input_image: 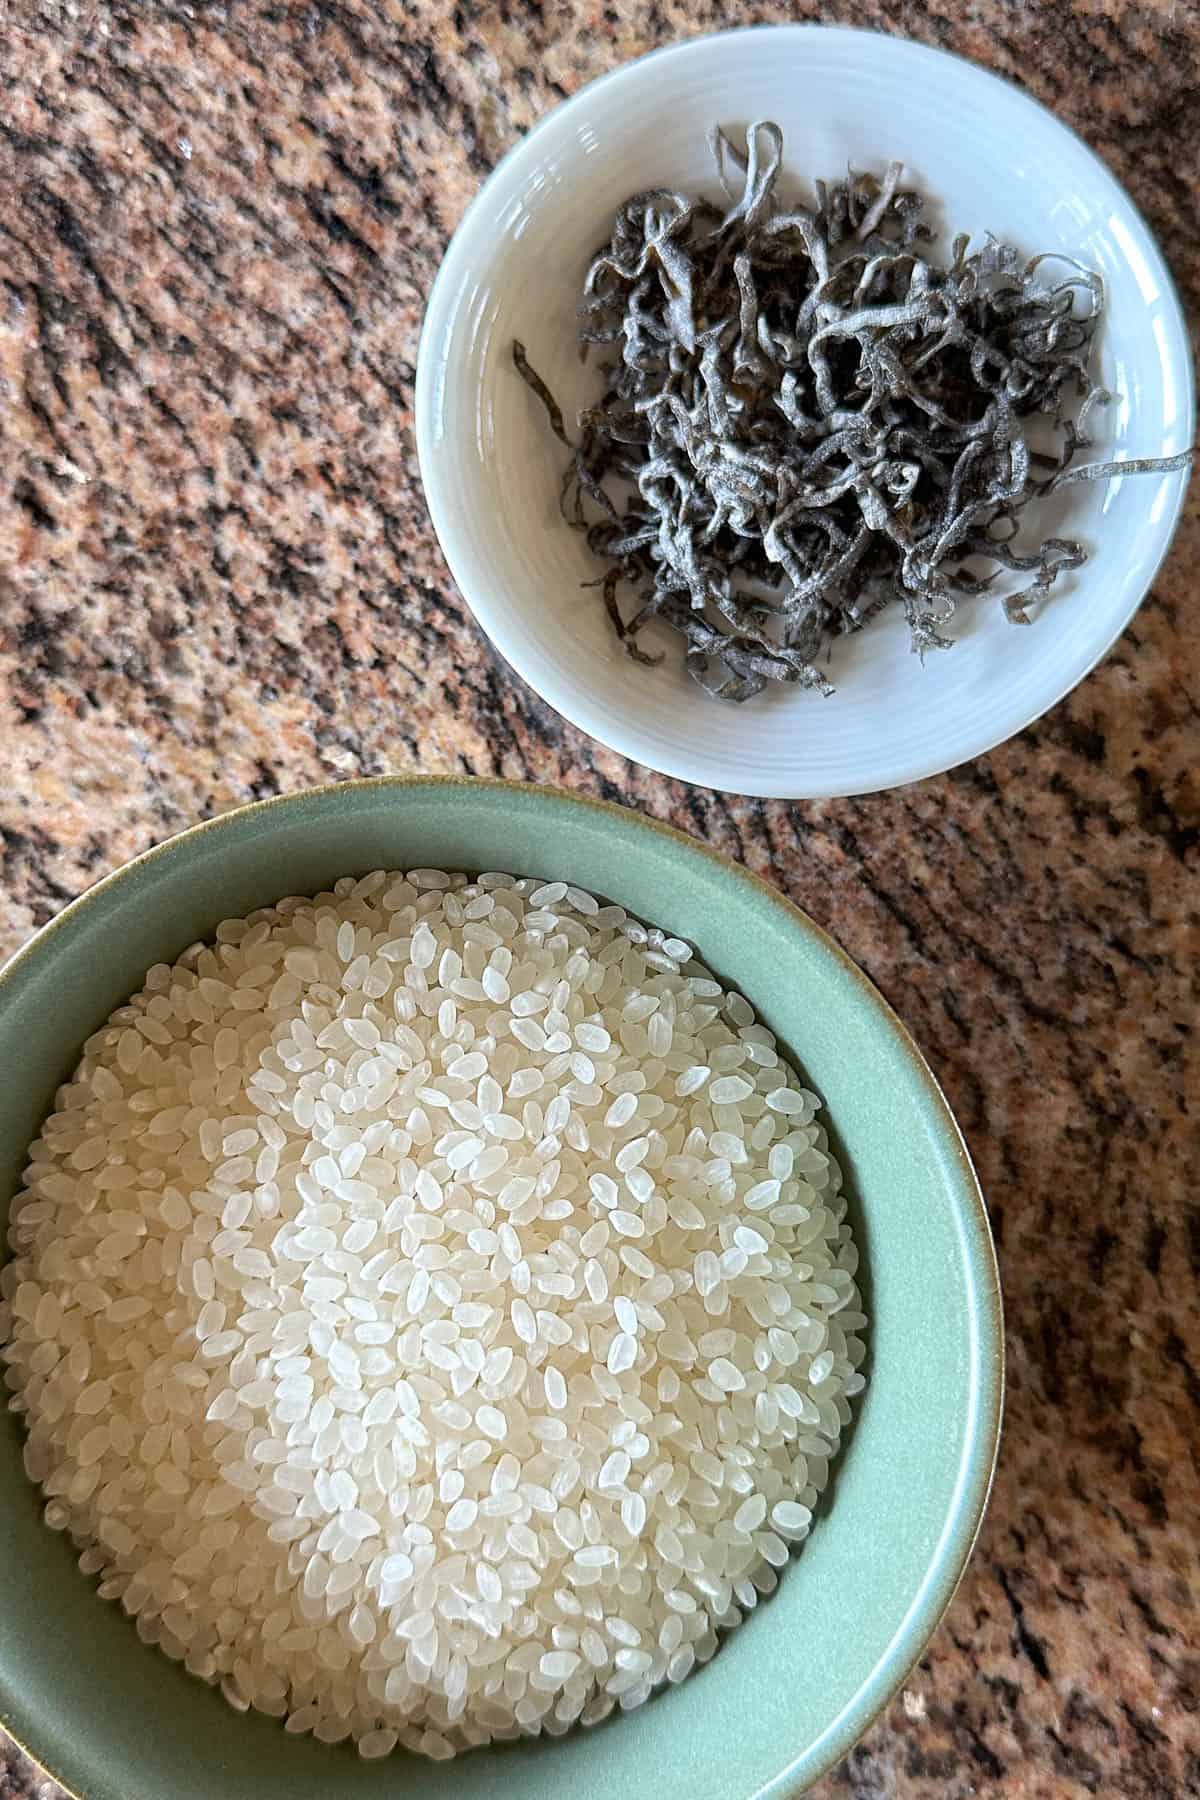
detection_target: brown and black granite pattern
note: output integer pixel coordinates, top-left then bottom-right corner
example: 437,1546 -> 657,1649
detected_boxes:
1,1 -> 1197,1794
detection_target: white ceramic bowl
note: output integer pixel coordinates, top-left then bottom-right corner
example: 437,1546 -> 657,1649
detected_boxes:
416,26 -> 1193,798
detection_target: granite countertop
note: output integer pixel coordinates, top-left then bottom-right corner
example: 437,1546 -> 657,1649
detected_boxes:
1,2 -> 1197,1795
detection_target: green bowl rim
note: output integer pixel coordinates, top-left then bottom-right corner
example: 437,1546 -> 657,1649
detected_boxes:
0,774 -> 1004,1799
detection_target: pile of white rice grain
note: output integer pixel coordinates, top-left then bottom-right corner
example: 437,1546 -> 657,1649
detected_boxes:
0,868 -> 865,1760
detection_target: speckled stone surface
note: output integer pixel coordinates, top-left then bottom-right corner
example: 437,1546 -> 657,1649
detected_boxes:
0,1 -> 1197,1795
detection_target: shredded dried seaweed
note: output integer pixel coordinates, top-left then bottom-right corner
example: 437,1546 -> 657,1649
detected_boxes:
514,122 -> 1193,702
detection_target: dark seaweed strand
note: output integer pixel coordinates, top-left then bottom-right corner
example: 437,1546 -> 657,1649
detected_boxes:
512,340 -> 572,447
513,125 -> 1194,702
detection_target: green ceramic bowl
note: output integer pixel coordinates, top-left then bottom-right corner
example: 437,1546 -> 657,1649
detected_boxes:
0,778 -> 1002,1800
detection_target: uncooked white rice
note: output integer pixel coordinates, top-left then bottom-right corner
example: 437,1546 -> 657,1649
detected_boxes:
0,869 -> 865,1758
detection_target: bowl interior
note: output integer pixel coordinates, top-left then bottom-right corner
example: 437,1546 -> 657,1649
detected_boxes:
417,25 -> 1194,798
0,781 -> 1001,1800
